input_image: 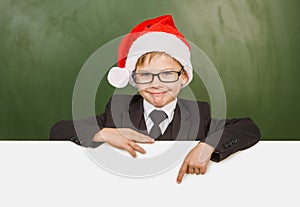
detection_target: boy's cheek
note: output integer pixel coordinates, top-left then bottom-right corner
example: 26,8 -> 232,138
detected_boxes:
137,85 -> 148,91
136,83 -> 153,91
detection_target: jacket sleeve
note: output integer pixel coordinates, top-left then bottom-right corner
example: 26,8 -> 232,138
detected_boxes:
201,102 -> 261,162
49,97 -> 112,148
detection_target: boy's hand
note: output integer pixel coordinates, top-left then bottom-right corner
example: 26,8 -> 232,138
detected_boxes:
176,142 -> 215,184
93,128 -> 155,158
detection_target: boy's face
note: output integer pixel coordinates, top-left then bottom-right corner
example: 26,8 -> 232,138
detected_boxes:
135,54 -> 188,108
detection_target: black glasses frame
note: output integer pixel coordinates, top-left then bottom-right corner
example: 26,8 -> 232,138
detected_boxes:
132,68 -> 184,84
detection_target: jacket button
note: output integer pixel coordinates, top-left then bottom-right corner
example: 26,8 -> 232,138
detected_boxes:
223,142 -> 229,149
232,138 -> 238,144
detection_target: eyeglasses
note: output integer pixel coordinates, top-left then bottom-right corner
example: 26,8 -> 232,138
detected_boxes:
132,68 -> 184,84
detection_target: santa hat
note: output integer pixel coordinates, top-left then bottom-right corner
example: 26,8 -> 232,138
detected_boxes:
107,14 -> 193,88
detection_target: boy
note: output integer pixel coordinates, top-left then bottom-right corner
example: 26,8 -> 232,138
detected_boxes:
50,15 -> 260,183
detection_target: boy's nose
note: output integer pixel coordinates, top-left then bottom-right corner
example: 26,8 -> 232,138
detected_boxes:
150,75 -> 163,87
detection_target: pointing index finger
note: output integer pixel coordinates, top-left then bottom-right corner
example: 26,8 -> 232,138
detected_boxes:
177,161 -> 188,184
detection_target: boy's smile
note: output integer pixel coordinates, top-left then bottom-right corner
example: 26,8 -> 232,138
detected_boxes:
135,54 -> 188,108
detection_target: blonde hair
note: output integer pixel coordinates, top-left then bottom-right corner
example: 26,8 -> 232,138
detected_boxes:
135,52 -> 184,69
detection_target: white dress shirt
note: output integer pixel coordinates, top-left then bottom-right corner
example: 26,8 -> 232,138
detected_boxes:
143,98 -> 177,135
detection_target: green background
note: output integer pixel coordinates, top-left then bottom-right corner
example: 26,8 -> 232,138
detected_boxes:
1,0 -> 299,140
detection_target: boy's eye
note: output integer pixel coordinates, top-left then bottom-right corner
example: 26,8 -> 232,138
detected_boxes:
140,73 -> 151,77
161,71 -> 173,76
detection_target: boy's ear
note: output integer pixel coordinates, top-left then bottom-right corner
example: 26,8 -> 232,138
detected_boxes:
181,71 -> 189,85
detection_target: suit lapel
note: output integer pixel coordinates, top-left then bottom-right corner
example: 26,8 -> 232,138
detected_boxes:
174,99 -> 192,140
120,95 -> 148,134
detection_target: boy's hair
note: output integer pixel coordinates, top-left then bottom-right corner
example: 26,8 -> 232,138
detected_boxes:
136,52 -> 165,67
136,52 -> 186,74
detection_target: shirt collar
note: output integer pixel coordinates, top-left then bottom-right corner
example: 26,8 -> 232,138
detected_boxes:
143,98 -> 177,120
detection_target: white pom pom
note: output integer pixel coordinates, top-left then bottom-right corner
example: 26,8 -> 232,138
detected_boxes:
107,67 -> 130,88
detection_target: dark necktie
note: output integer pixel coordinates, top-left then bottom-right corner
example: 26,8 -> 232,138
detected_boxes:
149,110 -> 167,139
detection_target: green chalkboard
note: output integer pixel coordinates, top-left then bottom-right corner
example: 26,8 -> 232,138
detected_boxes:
1,0 -> 300,140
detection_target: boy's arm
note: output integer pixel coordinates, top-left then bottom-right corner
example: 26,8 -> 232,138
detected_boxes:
49,98 -> 112,148
49,114 -> 106,148
202,102 -> 261,162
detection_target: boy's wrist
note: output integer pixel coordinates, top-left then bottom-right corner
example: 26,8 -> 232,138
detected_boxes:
93,128 -> 107,142
198,142 -> 215,154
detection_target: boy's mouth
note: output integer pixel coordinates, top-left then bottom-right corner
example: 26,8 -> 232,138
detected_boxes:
148,91 -> 167,97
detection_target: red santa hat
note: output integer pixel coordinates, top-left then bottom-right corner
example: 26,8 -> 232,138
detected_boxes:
107,14 -> 193,88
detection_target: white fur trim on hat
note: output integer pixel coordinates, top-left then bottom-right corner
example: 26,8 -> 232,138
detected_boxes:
107,67 -> 130,88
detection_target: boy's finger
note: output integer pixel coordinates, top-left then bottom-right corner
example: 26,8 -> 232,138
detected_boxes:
128,141 -> 146,154
177,162 -> 188,184
200,165 -> 207,174
195,168 -> 200,175
131,131 -> 155,143
124,145 -> 137,158
138,136 -> 155,143
119,129 -> 151,143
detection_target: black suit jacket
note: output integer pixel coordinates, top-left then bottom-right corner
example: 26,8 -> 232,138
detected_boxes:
49,94 -> 261,162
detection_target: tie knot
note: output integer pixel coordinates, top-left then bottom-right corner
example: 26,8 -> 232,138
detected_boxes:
149,110 -> 167,125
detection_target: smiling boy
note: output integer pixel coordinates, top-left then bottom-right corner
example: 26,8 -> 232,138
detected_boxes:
50,15 -> 260,183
